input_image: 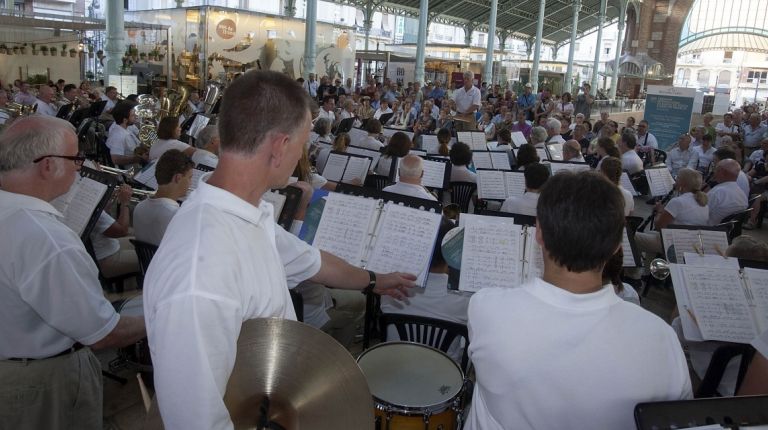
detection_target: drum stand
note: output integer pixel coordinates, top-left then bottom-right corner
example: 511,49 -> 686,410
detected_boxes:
255,397 -> 286,430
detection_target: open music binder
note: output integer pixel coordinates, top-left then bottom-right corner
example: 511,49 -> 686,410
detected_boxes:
510,131 -> 527,147
545,142 -> 564,161
310,192 -> 442,287
133,161 -> 159,190
546,160 -> 591,175
472,150 -> 515,170
620,172 -> 640,196
420,156 -> 452,190
347,128 -> 371,146
320,151 -> 372,185
476,169 -> 526,200
346,145 -> 382,169
645,166 -> 675,197
261,186 -> 302,231
661,227 -> 730,263
670,264 -> 768,343
51,166 -> 117,239
457,214 -> 543,292
457,131 -> 488,151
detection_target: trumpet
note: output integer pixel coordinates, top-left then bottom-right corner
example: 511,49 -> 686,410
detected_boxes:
129,188 -> 155,203
0,101 -> 38,118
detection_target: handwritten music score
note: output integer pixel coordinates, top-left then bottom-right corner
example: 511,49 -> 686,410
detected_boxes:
312,193 -> 378,266
348,128 -> 370,147
459,214 -> 523,292
341,156 -> 371,184
420,159 -> 447,189
261,191 -> 287,223
621,228 -> 637,267
366,203 -> 442,286
457,131 -> 488,151
646,167 -> 675,197
321,153 -> 348,181
664,229 -> 729,263
51,176 -> 109,236
490,151 -> 512,170
421,135 -> 441,154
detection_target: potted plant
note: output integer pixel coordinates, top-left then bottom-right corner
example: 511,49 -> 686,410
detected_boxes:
61,44 -> 67,57
0,44 -> 7,54
31,43 -> 38,55
139,51 -> 146,61
87,44 -> 94,58
50,46 -> 57,56
40,45 -> 49,56
20,43 -> 27,55
69,48 -> 77,58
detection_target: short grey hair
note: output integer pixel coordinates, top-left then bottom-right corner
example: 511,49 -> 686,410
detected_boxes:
195,125 -> 219,149
463,71 -> 474,80
0,116 -> 74,172
545,118 -> 561,133
399,154 -> 424,179
530,126 -> 547,144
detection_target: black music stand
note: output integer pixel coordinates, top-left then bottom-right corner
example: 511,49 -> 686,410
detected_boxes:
378,112 -> 394,126
334,183 -> 442,213
274,186 -> 303,231
56,103 -> 75,119
335,117 -> 355,134
634,395 -> 768,430
89,100 -> 107,116
421,156 -> 452,193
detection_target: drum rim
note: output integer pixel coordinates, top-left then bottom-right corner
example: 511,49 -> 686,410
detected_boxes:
357,341 -> 464,413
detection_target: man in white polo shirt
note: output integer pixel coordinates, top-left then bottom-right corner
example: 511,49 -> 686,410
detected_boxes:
619,132 -> 644,174
707,159 -> 748,225
382,155 -> 438,201
465,171 -> 691,430
452,70 -> 481,132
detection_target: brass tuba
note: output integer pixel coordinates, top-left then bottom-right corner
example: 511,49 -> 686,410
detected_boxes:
133,94 -> 160,147
202,82 -> 223,115
2,101 -> 38,117
159,84 -> 191,120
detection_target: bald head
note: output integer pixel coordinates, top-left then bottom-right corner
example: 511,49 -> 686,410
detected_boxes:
38,85 -> 54,103
563,140 -> 581,160
399,154 -> 424,183
715,159 -> 741,182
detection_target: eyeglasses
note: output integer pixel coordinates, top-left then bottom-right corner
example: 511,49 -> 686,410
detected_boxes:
33,154 -> 86,166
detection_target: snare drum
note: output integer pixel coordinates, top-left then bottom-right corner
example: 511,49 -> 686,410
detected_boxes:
357,342 -> 464,430
116,295 -> 153,372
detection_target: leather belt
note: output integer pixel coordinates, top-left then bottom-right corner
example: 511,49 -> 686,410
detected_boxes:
5,343 -> 84,362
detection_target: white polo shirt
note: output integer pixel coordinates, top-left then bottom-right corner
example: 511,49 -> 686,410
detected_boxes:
500,192 -> 539,216
133,197 -> 180,246
619,186 -> 635,216
358,135 -> 385,151
317,108 -> 335,123
90,211 -> 120,261
664,192 -> 709,226
149,138 -> 192,161
450,165 -> 477,183
622,150 -> 644,174
105,123 -> 140,156
144,176 -> 322,430
0,190 -> 119,359
34,99 -> 58,116
688,146 -> 716,173
707,181 -> 747,225
452,86 -> 481,115
636,132 -> 658,149
465,278 -> 692,430
382,182 -> 437,201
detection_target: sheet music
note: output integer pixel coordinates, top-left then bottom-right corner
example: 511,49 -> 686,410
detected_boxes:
536,147 -> 548,161
346,145 -> 381,169
188,168 -> 206,192
549,162 -> 591,175
348,128 -> 370,146
409,149 -> 427,156
744,268 -> 768,333
620,172 -> 639,196
133,161 -> 158,190
365,203 -> 442,287
510,131 -> 527,147
421,135 -> 441,154
472,152 -> 493,170
421,159 -> 447,189
51,177 -> 108,236
322,153 -> 348,182
490,151 -> 512,170
459,214 -> 523,292
381,128 -> 398,140
681,266 -> 756,343
503,171 -> 526,198
188,115 -> 210,139
547,143 -> 564,161
261,191 -> 286,222
477,170 -> 507,200
312,193 -> 379,266
667,229 -> 729,262
646,168 -> 675,197
523,226 -> 544,282
683,253 -> 740,269
341,156 -> 371,184
621,229 -> 637,267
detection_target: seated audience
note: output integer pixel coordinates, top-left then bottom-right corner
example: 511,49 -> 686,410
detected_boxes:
133,150 -> 195,246
149,116 -> 196,161
383,155 -> 437,201
500,162 -> 549,216
191,125 -> 220,168
465,171 -> 691,430
599,156 -> 634,216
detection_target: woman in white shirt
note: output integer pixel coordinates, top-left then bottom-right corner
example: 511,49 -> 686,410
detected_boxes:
149,116 -> 196,161
635,168 -> 709,258
554,92 -> 574,116
374,132 -> 412,176
449,142 -> 477,183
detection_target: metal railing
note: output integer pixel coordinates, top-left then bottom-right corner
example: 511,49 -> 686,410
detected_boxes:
591,98 -> 645,115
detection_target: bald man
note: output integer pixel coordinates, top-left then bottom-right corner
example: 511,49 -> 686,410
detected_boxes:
382,155 -> 437,201
707,159 -> 748,225
34,85 -> 58,116
563,140 -> 585,163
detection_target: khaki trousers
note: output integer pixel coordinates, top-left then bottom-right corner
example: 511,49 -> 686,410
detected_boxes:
0,348 -> 103,430
321,289 -> 365,348
99,236 -> 139,279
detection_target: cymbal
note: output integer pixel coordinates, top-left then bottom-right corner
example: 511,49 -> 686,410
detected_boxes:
145,318 -> 374,430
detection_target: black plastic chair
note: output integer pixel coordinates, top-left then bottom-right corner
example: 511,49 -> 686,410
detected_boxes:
635,395 -> 768,430
379,313 -> 471,374
720,208 -> 753,241
84,238 -> 140,294
129,239 -> 158,284
362,291 -> 381,349
364,174 -> 390,191
289,289 -> 304,323
449,181 -> 477,213
696,344 -> 755,398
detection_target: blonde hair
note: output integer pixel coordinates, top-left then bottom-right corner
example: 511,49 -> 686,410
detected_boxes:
676,168 -> 707,207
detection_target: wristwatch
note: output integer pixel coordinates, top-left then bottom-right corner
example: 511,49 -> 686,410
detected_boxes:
362,270 -> 376,295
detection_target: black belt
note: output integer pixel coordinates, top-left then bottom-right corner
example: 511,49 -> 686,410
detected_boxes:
6,343 -> 84,362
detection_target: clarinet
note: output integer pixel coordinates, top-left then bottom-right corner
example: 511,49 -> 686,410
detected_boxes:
637,188 -> 675,232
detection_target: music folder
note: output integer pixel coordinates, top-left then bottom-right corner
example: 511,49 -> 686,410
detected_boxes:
476,169 -> 526,200
310,192 -> 442,287
545,142 -> 564,161
546,160 -> 591,175
419,156 -> 452,190
660,227 -> 730,264
320,151 -> 372,185
457,131 -> 488,151
50,166 -> 116,239
645,166 -> 675,197
472,150 -> 515,171
670,264 -> 768,344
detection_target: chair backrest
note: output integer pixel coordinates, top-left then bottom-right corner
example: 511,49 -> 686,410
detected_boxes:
449,181 -> 477,213
720,208 -> 753,240
364,174 -> 390,191
696,344 -> 755,398
379,313 -> 470,373
129,239 -> 159,278
289,289 -> 304,322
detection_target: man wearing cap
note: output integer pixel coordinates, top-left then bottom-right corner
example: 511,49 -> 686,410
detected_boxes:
518,83 -> 537,122
452,71 -> 482,132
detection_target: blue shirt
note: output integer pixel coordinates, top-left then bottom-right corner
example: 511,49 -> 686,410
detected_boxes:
518,93 -> 536,110
429,88 -> 446,100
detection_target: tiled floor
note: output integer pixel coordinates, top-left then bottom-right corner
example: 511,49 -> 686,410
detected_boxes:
99,196 -> 768,429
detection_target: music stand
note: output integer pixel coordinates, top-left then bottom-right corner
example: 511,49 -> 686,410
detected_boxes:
78,166 -> 120,240
378,112 -> 394,126
634,395 -> 768,430
334,183 -> 442,213
274,186 -> 303,231
56,103 -> 74,119
89,100 -> 107,116
336,117 -> 355,134
660,224 -> 732,263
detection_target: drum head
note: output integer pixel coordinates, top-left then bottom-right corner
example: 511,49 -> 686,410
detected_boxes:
117,294 -> 143,317
357,342 -> 463,411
